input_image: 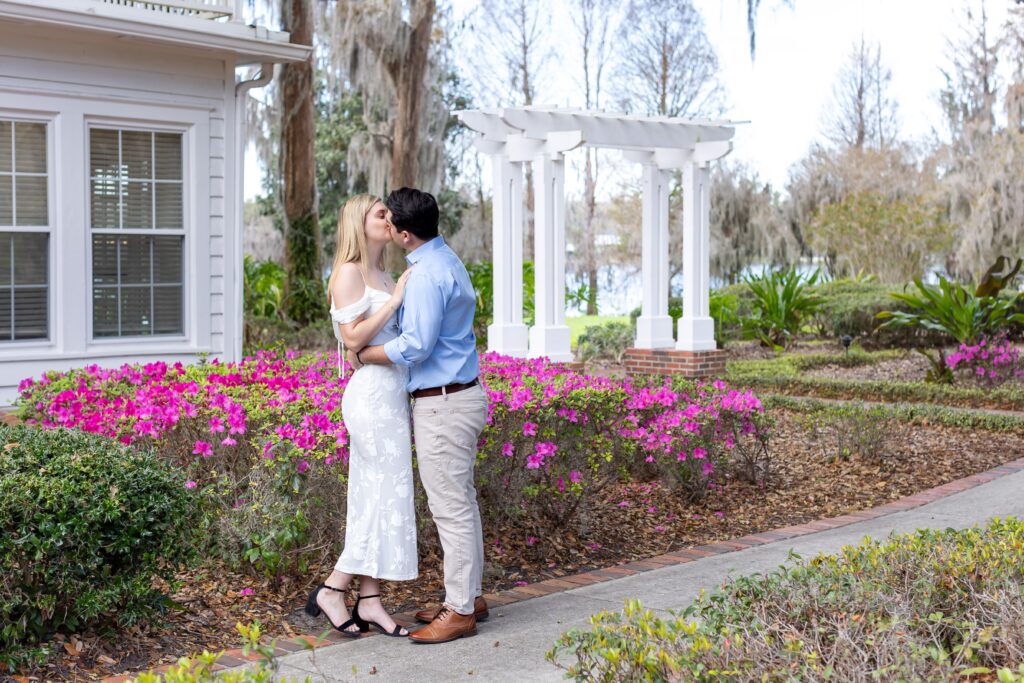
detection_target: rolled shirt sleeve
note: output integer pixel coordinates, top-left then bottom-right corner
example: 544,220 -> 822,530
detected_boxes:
383,270 -> 447,367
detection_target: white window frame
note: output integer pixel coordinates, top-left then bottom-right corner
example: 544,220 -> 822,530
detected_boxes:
0,112 -> 56,349
85,118 -> 191,344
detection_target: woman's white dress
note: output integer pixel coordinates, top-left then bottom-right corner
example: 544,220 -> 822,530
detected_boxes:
331,287 -> 417,581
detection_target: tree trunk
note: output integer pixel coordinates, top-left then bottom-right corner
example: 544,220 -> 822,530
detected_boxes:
383,0 -> 436,274
280,0 -> 321,324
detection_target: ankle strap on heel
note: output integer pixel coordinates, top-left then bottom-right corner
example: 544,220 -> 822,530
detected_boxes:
357,593 -> 380,601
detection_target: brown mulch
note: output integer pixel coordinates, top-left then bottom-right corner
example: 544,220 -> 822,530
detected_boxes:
24,411 -> 1024,681
806,351 -> 931,382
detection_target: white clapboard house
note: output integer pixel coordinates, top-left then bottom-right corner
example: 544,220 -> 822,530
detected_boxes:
0,0 -> 307,404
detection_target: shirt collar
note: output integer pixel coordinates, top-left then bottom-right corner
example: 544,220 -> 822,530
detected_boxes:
406,235 -> 445,265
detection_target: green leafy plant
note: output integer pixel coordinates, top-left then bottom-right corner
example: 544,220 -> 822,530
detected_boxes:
576,321 -> 634,362
0,425 -> 199,665
130,622 -> 312,683
244,255 -> 286,319
465,261 -> 537,346
743,266 -> 823,349
877,257 -> 1024,382
549,518 -> 1024,682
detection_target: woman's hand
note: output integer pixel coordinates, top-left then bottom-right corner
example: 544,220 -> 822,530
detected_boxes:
390,268 -> 414,307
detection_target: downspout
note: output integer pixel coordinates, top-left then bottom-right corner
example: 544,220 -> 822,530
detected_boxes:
231,63 -> 274,362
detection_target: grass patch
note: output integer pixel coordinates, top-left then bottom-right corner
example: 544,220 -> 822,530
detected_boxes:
549,517 -> 1024,682
726,348 -> 904,380
566,315 -> 629,346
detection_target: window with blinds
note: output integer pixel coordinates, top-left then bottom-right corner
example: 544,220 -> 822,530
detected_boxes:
0,120 -> 49,342
89,128 -> 184,338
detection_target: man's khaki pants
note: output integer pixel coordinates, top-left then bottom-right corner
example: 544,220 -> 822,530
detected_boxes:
413,383 -> 488,615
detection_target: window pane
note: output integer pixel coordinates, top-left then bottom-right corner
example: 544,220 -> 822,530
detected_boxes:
152,236 -> 183,284
155,183 -> 182,229
120,235 -> 152,285
0,291 -> 9,339
90,129 -> 120,178
92,287 -> 119,337
15,176 -> 47,226
153,286 -> 183,334
120,286 -> 151,336
121,130 -> 152,180
0,121 -> 10,173
13,287 -> 47,339
90,178 -> 121,229
154,133 -> 182,180
12,233 -> 47,285
0,177 -> 11,226
122,181 -> 152,229
0,234 -> 9,278
91,235 -> 119,286
14,122 -> 46,174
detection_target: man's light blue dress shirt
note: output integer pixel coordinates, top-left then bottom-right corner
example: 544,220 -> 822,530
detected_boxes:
382,236 -> 479,393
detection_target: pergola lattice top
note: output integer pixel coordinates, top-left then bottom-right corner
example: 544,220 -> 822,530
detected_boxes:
456,106 -> 739,362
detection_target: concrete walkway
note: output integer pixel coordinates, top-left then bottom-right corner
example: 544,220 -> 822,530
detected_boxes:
268,463 -> 1024,683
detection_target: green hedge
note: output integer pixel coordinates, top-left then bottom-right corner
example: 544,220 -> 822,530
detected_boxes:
762,394 -> 1024,433
0,425 -> 199,664
549,518 -> 1024,682
729,372 -> 1024,413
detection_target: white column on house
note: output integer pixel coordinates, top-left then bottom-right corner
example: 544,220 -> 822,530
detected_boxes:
485,151 -> 528,355
635,163 -> 675,348
677,160 -> 716,351
529,150 -> 573,362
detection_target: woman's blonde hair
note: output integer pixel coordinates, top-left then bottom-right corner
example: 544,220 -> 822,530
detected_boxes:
326,194 -> 384,306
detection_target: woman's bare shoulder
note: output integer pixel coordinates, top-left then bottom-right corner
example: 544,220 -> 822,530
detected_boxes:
331,262 -> 366,307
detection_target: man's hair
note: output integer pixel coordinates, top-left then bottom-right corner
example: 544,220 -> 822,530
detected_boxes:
385,187 -> 440,241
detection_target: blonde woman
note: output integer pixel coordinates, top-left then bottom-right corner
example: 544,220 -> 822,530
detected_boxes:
304,194 -> 416,638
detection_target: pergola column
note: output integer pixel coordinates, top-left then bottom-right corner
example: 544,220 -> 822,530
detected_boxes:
677,161 -> 716,351
529,151 -> 573,362
635,164 -> 674,349
485,153 -> 528,355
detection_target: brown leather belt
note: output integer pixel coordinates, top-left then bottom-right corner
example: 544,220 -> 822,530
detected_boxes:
411,378 -> 479,399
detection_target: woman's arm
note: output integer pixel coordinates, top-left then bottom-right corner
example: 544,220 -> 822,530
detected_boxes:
331,263 -> 411,351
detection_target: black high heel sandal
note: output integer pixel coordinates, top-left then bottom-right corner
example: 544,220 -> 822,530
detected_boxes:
304,583 -> 367,638
353,593 -> 409,637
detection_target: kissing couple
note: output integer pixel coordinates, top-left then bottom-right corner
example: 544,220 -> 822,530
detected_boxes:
305,187 -> 489,644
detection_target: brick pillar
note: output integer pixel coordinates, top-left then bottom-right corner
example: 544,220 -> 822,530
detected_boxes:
622,348 -> 726,379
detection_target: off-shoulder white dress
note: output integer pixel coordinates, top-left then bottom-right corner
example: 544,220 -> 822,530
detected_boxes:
331,287 -> 417,580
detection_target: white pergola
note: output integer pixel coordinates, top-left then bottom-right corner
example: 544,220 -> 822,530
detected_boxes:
456,106 -> 737,363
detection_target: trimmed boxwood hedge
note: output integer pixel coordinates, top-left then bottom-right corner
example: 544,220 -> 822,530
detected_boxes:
0,425 -> 199,664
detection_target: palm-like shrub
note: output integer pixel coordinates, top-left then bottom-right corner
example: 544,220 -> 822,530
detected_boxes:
877,257 -> 1024,381
743,266 -> 822,349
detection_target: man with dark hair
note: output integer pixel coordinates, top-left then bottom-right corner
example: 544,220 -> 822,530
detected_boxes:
349,187 -> 489,644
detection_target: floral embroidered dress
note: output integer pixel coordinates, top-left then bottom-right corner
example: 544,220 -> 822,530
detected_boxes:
331,287 -> 417,581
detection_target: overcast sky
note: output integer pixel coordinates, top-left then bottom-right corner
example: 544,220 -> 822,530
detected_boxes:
243,0 -> 1013,199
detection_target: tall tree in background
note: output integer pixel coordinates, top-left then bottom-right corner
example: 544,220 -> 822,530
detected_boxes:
710,163 -> 794,284
280,0 -> 321,324
824,36 -> 899,150
613,0 -> 724,117
939,0 -> 1024,279
570,0 -> 614,314
334,0 -> 442,272
471,0 -> 553,259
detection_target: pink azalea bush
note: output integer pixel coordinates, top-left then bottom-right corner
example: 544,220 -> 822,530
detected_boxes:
946,336 -> 1024,387
16,351 -> 770,576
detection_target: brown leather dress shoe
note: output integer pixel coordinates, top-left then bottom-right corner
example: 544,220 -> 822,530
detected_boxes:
408,606 -> 477,644
415,595 -> 489,624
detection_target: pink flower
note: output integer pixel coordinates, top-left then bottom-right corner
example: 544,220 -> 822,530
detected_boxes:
208,416 -> 225,433
514,581 -> 528,586
297,460 -> 310,474
522,422 -> 537,436
239,588 -> 255,597
192,440 -> 213,457
569,470 -> 582,484
185,480 -> 197,489
221,436 -> 237,447
501,442 -> 514,457
526,536 -> 538,546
